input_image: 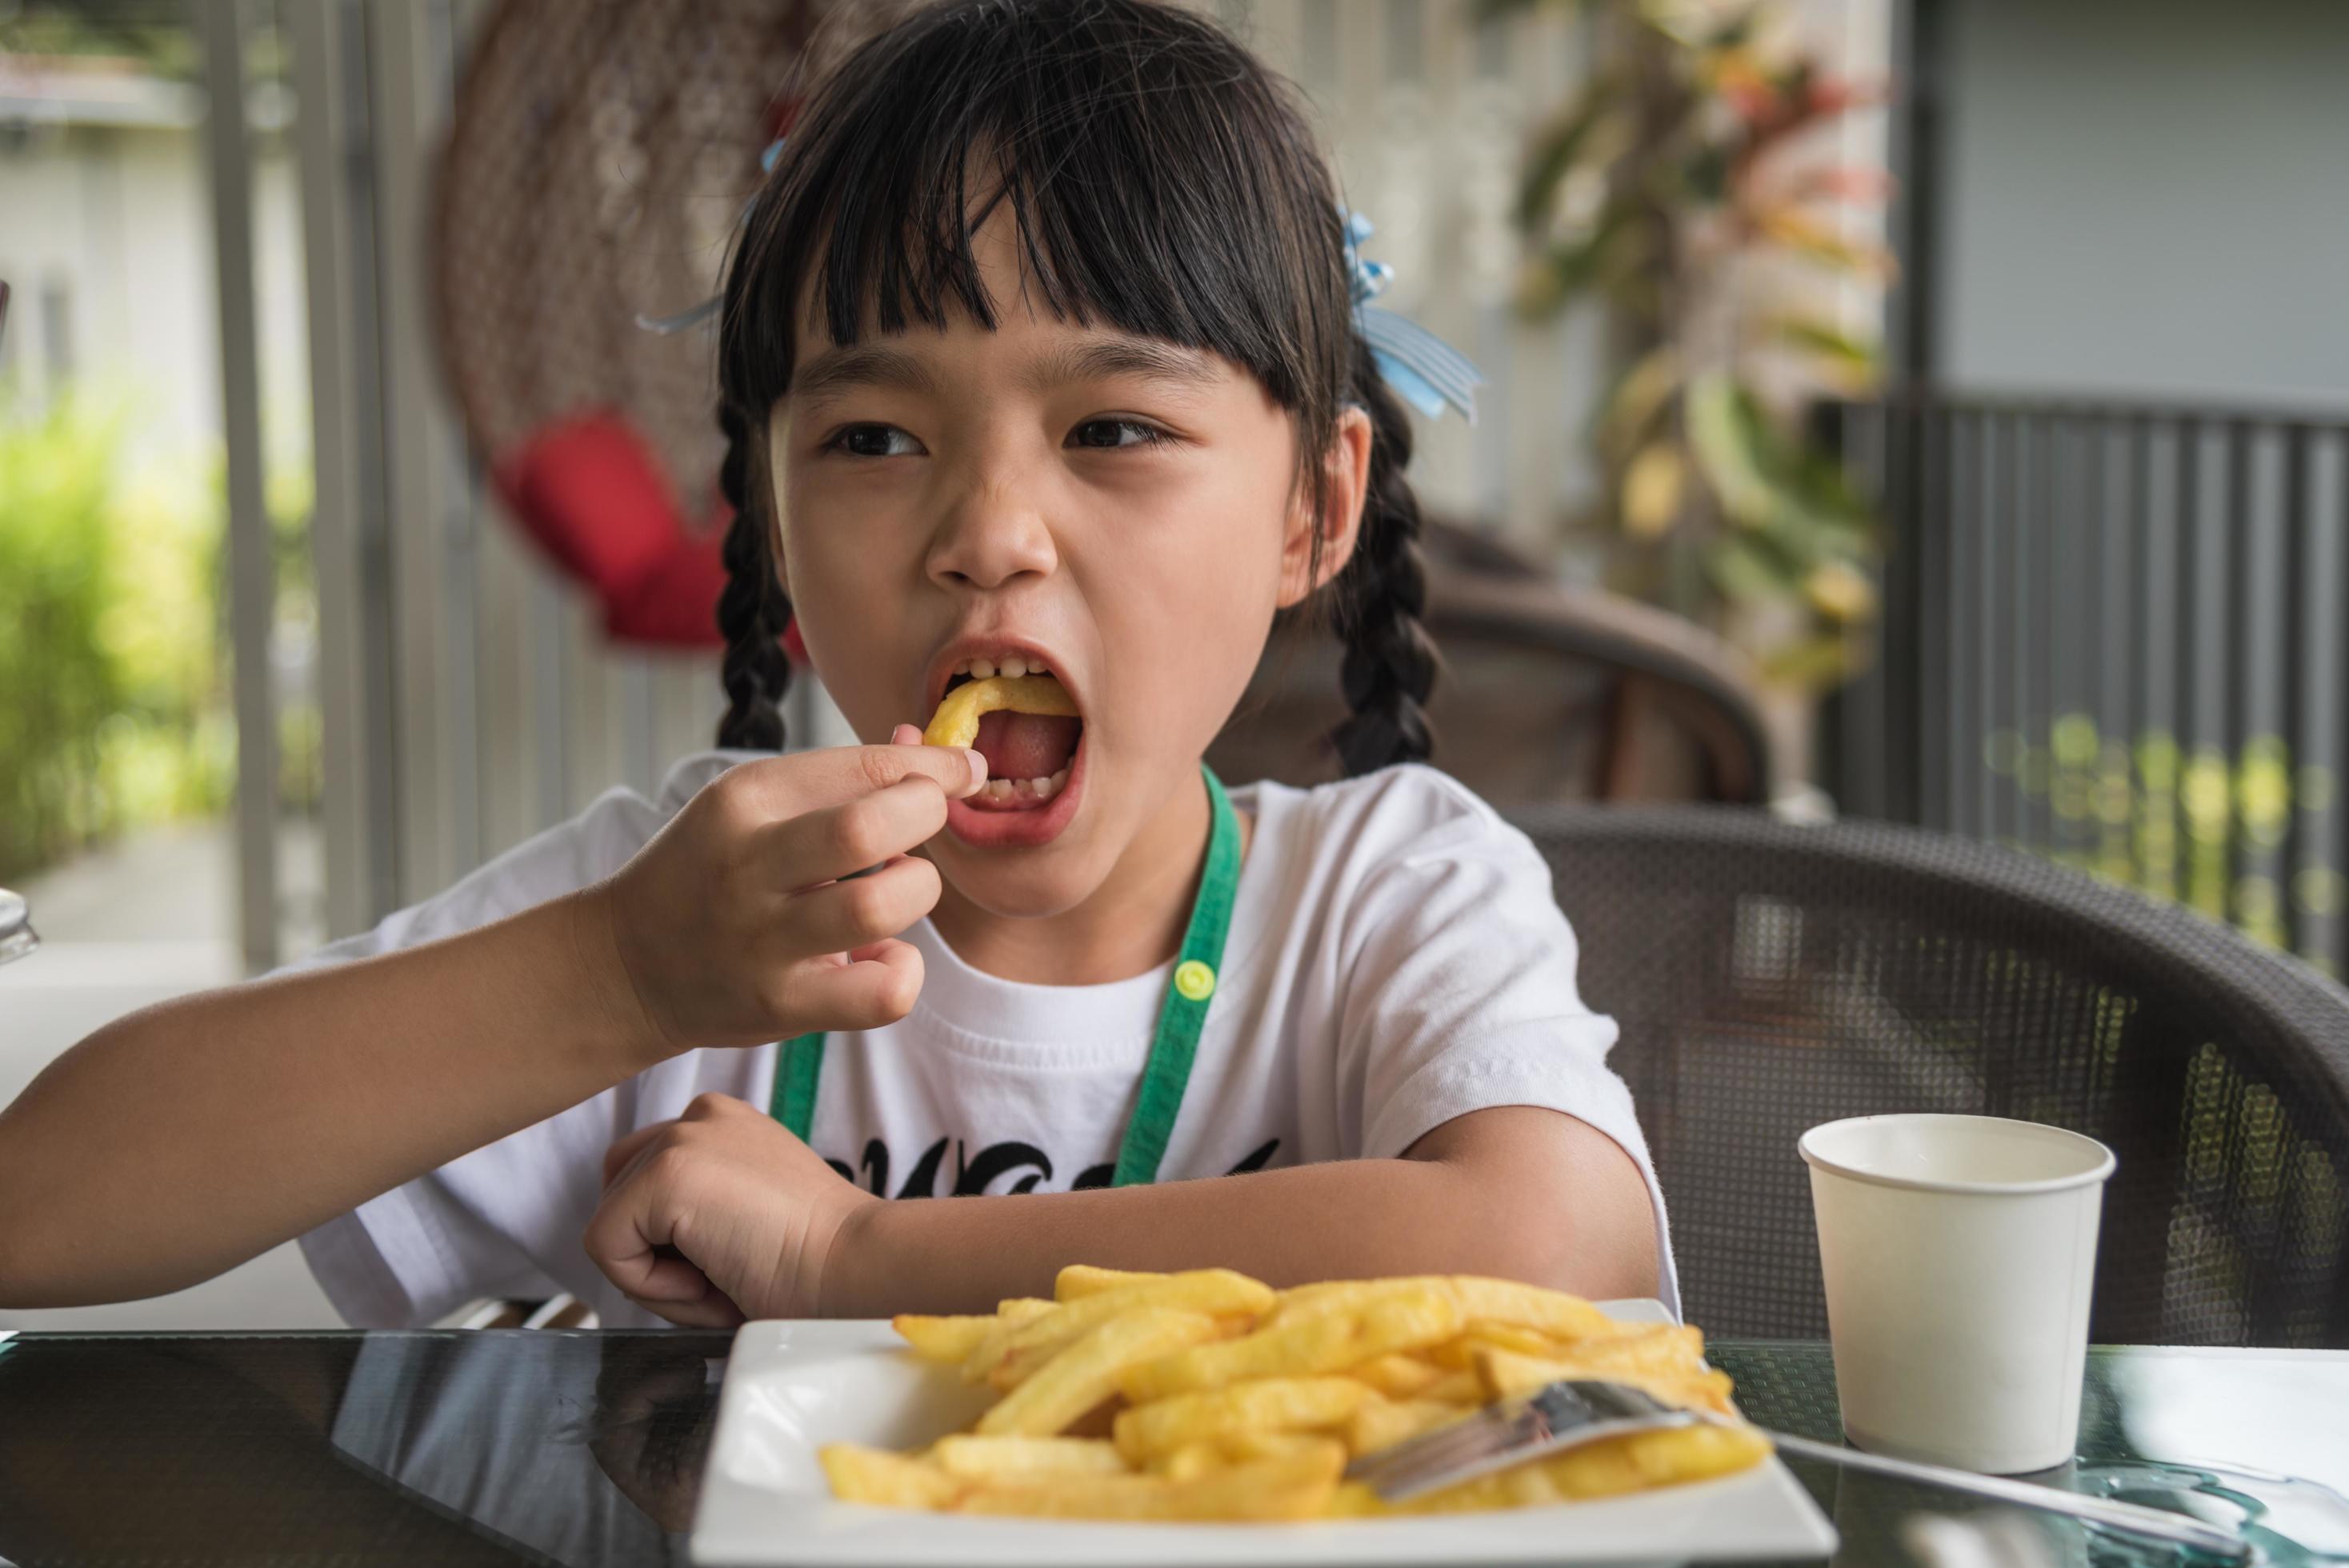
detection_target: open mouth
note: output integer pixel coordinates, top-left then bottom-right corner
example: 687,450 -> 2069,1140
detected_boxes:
927,654 -> 1086,830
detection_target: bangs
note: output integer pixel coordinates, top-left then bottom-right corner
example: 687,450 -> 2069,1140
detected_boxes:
718,0 -> 1351,434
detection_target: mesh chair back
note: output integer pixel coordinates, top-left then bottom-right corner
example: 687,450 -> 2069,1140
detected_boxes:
1509,806 -> 2349,1347
1210,529 -> 1775,806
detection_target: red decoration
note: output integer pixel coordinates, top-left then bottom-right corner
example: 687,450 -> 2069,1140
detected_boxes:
493,410 -> 806,657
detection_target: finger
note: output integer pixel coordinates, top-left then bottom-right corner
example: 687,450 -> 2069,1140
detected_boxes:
725,742 -> 987,821
890,723 -> 922,746
785,855 -> 943,955
762,778 -> 954,890
780,938 -> 926,1032
602,1120 -> 675,1189
586,1169 -> 695,1305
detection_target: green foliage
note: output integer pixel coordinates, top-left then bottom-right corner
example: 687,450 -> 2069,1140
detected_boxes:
0,395 -> 230,880
1503,0 -> 1888,688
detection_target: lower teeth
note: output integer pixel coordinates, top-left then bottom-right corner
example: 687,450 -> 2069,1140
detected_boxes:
979,766 -> 1072,804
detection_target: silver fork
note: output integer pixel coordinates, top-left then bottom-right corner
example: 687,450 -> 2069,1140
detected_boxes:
1345,1379 -> 2251,1561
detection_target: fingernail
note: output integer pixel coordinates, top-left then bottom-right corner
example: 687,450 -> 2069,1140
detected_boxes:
963,749 -> 988,790
891,722 -> 922,746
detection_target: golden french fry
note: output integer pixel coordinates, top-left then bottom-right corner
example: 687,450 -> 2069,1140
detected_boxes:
819,1443 -> 965,1510
1419,1367 -> 1485,1404
1216,1431 -> 1341,1465
1350,1351 -> 1446,1398
1269,1276 -> 1614,1345
922,674 -> 1078,750
1395,1423 -> 1771,1514
834,1266 -> 1765,1524
977,1308 -> 1221,1437
1123,1288 -> 1463,1402
1474,1339 -> 1737,1418
929,1434 -> 1128,1480
962,1269 -> 1273,1386
1054,1264 -> 1168,1301
1344,1395 -> 1467,1456
1155,1441 -> 1226,1481
957,1443 -> 1346,1522
1427,1321 -> 1575,1369
1112,1375 -> 1368,1462
1443,1278 -> 1621,1343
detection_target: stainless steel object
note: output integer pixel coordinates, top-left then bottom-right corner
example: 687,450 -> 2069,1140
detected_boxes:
1345,1378 -> 2251,1561
0,887 -> 37,966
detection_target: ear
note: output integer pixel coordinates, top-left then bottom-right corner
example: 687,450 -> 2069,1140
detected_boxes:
1275,403 -> 1375,610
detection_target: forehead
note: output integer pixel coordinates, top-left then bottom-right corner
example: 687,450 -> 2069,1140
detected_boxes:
788,207 -> 1247,404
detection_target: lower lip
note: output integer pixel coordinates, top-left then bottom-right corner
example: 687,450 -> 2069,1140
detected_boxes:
945,730 -> 1086,850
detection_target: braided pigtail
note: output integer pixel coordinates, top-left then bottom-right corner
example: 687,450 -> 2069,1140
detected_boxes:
714,398 -> 794,750
1327,350 -> 1438,774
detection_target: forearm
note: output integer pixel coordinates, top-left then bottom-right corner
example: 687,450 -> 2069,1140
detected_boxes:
824,1133 -> 1659,1317
0,890 -> 658,1306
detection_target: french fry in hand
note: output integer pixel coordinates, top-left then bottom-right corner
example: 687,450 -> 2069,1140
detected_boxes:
837,1266 -> 1769,1521
922,674 -> 1078,750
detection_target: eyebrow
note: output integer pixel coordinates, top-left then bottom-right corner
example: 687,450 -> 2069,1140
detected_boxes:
1015,338 -> 1224,397
789,345 -> 940,406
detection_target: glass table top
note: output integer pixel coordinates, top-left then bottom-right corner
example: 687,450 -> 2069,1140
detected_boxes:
0,1330 -> 2342,1566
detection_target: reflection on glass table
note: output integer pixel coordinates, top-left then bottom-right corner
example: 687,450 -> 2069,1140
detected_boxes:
0,1333 -> 2344,1566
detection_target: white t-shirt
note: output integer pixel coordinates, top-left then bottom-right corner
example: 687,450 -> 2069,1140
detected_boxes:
295,753 -> 1678,1328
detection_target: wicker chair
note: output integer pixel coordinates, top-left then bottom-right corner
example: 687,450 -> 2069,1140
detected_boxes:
1207,524 -> 1776,807
1507,806 -> 2349,1348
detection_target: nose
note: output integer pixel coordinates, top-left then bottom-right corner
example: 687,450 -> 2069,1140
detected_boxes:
925,462 -> 1058,592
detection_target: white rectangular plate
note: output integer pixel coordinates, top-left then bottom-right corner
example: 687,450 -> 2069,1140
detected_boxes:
691,1300 -> 1838,1566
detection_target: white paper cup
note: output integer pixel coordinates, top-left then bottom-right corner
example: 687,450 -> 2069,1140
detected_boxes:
1800,1113 -> 2115,1474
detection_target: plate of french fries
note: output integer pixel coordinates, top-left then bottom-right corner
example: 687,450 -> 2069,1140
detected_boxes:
690,1266 -> 1837,1566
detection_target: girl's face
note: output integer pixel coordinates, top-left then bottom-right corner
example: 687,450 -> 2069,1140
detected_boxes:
770,205 -> 1370,918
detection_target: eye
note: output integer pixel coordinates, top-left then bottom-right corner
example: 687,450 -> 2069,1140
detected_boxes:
1068,418 -> 1173,450
825,424 -> 924,458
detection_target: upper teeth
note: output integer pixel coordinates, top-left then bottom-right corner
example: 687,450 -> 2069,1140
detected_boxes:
954,654 -> 1046,682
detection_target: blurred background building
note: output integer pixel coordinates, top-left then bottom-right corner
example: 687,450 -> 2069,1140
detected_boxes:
2,0 -> 2344,1327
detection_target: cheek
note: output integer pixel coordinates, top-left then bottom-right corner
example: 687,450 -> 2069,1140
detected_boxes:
777,470 -> 923,734
1087,462 -> 1288,745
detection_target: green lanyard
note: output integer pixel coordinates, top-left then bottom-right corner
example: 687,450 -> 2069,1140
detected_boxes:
769,765 -> 1241,1188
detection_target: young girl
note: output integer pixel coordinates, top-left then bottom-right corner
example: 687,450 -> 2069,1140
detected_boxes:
0,0 -> 1670,1330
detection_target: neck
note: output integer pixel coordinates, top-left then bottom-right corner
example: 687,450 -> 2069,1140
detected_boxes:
927,768 -> 1230,986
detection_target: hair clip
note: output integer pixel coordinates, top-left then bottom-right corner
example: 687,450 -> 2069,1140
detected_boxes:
1343,209 -> 1483,425
635,138 -> 790,335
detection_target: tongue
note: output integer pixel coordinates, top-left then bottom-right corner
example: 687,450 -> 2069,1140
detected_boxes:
973,711 -> 1081,782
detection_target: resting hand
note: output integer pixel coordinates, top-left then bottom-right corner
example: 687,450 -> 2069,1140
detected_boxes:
584,739 -> 986,1057
586,1093 -> 879,1326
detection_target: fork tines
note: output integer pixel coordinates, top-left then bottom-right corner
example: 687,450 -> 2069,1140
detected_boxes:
1345,1379 -> 1703,1503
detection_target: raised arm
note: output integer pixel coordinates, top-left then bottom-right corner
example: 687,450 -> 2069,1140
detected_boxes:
0,746 -> 986,1310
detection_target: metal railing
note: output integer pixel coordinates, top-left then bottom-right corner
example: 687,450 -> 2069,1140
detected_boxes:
1823,388 -> 2349,974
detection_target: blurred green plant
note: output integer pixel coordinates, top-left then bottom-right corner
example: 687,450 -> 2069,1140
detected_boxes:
0,395 -> 233,880
1483,0 -> 1890,687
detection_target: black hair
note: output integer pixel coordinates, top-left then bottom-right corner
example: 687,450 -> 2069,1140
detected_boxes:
712,0 -> 1435,774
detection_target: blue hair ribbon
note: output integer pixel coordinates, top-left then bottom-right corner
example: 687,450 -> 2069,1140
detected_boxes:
1343,210 -> 1483,426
